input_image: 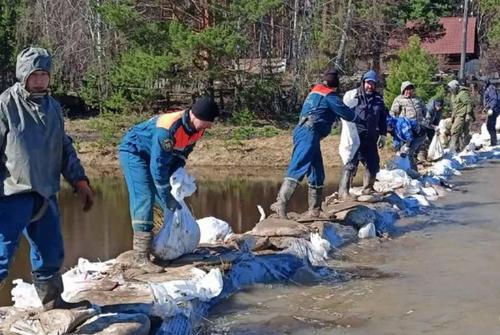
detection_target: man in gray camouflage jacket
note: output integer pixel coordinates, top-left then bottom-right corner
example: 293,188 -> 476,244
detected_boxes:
390,81 -> 426,123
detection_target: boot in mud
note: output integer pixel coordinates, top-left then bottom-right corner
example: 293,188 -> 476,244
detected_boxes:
338,168 -> 356,201
361,170 -> 376,195
299,186 -> 330,220
130,231 -> 164,274
33,273 -> 92,311
270,178 -> 298,219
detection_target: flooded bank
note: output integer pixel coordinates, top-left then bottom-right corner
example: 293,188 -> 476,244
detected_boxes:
0,167 -> 361,306
201,160 -> 500,335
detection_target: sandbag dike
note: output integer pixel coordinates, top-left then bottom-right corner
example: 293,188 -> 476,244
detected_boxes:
2,141 -> 499,335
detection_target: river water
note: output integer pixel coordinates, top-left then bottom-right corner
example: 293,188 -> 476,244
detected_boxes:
0,168 -> 347,306
2,161 -> 500,335
202,160 -> 500,335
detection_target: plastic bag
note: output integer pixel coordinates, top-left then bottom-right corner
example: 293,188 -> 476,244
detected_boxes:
358,222 -> 376,239
197,216 -> 233,244
11,279 -> 42,309
428,133 -> 444,161
339,120 -> 360,165
152,168 -> 201,260
343,88 -> 359,108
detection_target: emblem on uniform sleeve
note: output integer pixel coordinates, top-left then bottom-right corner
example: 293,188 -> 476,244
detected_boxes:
162,139 -> 174,152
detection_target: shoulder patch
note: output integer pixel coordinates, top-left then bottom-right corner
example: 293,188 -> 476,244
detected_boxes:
162,138 -> 174,152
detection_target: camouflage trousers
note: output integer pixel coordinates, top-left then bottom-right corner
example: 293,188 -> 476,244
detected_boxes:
449,115 -> 472,153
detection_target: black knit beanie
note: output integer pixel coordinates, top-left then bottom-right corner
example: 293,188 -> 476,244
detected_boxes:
191,97 -> 220,122
323,69 -> 340,88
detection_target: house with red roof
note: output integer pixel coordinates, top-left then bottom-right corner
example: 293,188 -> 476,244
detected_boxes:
388,17 -> 479,73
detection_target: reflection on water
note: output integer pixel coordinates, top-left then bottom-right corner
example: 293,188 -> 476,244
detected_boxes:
0,168 -> 350,306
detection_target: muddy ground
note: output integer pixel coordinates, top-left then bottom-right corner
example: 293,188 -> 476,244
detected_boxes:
66,119 -> 393,179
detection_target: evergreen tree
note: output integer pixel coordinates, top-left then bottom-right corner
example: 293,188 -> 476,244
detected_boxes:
384,35 -> 438,108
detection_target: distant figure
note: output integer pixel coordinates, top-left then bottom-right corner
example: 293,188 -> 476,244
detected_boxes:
390,81 -> 426,123
270,69 -> 358,220
418,98 -> 444,161
338,70 -> 388,201
448,79 -> 474,153
119,97 -> 219,273
0,47 -> 94,310
483,79 -> 499,146
386,116 -> 427,171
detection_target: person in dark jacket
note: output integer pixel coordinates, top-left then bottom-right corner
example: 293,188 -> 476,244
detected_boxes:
417,98 -> 443,161
270,69 -> 358,219
483,80 -> 499,146
338,70 -> 388,200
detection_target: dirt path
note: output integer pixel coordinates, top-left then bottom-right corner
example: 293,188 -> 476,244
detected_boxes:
67,119 -> 393,178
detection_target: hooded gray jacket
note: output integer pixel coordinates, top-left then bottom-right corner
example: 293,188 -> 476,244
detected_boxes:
0,47 -> 87,198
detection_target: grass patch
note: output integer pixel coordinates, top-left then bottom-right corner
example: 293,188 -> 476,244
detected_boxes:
87,112 -> 149,147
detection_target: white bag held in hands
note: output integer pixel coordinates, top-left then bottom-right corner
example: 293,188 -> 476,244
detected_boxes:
428,133 -> 444,161
153,168 -> 201,260
339,89 -> 360,165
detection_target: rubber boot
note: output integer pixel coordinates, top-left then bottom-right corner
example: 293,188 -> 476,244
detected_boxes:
300,186 -> 329,220
338,168 -> 356,201
270,178 -> 298,219
361,170 -> 376,195
33,273 -> 92,311
130,231 -> 164,273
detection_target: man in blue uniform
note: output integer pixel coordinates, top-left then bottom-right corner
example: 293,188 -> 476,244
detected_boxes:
270,69 -> 358,219
483,79 -> 499,146
119,97 -> 219,272
338,70 -> 388,200
0,47 -> 94,310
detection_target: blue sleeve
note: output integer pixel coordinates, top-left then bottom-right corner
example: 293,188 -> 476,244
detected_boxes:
379,99 -> 388,136
326,94 -> 357,122
484,87 -> 499,110
150,127 -> 185,206
61,134 -> 88,185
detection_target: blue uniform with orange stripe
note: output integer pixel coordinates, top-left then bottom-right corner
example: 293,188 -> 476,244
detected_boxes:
119,110 -> 203,232
286,84 -> 357,188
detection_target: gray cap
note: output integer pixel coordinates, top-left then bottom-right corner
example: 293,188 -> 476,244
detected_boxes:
16,47 -> 52,85
447,79 -> 459,90
400,81 -> 415,94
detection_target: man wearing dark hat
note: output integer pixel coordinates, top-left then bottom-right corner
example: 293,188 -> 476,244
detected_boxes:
119,97 -> 219,272
338,70 -> 388,200
0,47 -> 94,310
270,69 -> 358,219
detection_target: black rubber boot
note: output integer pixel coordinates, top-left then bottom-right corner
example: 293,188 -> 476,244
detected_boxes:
361,170 -> 376,195
338,168 -> 356,201
270,178 -> 298,219
131,231 -> 164,274
33,273 -> 92,311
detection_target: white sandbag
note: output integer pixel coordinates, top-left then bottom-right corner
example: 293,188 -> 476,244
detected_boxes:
496,114 -> 500,131
409,194 -> 431,207
343,88 -> 359,108
150,268 -> 223,305
62,258 -> 115,301
339,119 -> 360,165
11,279 -> 42,309
153,168 -> 200,261
358,222 -> 376,239
428,133 -> 444,161
375,169 -> 412,192
283,233 -> 331,266
196,217 -> 233,244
